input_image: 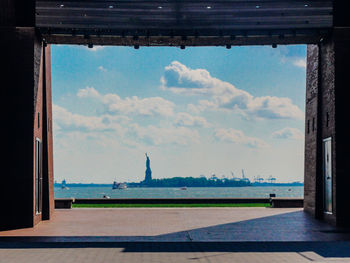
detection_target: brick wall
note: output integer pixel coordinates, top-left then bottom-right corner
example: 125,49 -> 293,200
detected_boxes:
304,45 -> 319,217
319,40 -> 336,225
33,39 -> 43,226
305,34 -> 349,226
43,45 -> 55,220
33,43 -> 55,225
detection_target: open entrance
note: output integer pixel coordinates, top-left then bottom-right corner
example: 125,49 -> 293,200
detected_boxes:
51,44 -> 306,206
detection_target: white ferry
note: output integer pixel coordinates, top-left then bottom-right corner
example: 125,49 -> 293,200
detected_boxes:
112,181 -> 127,189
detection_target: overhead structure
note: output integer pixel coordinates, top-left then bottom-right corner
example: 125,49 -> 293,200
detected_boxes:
36,0 -> 333,46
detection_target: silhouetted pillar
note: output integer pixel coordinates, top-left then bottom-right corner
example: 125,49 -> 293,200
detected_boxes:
304,0 -> 350,226
0,0 -> 54,230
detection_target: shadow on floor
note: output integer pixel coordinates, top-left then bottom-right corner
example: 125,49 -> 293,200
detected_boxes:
156,210 -> 350,242
0,241 -> 350,258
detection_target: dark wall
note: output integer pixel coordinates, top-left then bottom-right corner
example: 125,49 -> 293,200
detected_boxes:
333,29 -> 350,227
0,0 -> 35,26
0,28 -> 54,230
1,28 -> 37,230
305,28 -> 350,227
303,0 -> 350,227
0,0 -> 54,230
333,1 -> 350,27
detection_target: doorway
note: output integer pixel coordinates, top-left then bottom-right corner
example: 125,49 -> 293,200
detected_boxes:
323,137 -> 332,214
35,138 -> 42,215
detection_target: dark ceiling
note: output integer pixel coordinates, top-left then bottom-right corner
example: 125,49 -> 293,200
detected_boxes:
36,0 -> 333,46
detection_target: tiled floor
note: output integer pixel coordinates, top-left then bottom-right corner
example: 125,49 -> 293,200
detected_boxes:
1,208 -> 350,262
1,241 -> 350,263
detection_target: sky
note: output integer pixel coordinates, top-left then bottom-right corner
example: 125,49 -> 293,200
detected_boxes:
52,44 -> 306,184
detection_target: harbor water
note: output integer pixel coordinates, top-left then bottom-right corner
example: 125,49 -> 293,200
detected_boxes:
55,186 -> 303,199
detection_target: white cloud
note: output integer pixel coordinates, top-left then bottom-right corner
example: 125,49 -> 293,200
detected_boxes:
53,102 -> 199,146
130,123 -> 200,146
98,66 -> 107,72
161,61 -> 304,120
214,128 -> 269,148
174,112 -> 210,127
77,86 -> 100,98
292,58 -> 306,69
187,103 -> 201,114
77,87 -> 175,117
53,104 -> 128,135
272,127 -> 304,140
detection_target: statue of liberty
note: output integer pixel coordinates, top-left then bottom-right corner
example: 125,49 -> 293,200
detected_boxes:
144,153 -> 152,183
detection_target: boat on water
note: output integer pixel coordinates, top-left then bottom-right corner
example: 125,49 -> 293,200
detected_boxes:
112,181 -> 127,189
180,186 -> 187,190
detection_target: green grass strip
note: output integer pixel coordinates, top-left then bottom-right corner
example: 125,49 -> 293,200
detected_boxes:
72,203 -> 271,208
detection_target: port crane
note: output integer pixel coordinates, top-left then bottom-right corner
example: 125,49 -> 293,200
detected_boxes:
231,171 -> 241,181
241,169 -> 250,183
267,175 -> 276,184
254,175 -> 264,183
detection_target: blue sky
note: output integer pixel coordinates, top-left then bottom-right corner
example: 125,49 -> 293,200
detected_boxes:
52,45 -> 306,183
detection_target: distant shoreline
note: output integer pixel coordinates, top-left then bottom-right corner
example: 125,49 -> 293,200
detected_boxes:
55,182 -> 304,188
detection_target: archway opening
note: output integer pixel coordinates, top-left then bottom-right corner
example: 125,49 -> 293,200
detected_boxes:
51,44 -> 306,203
